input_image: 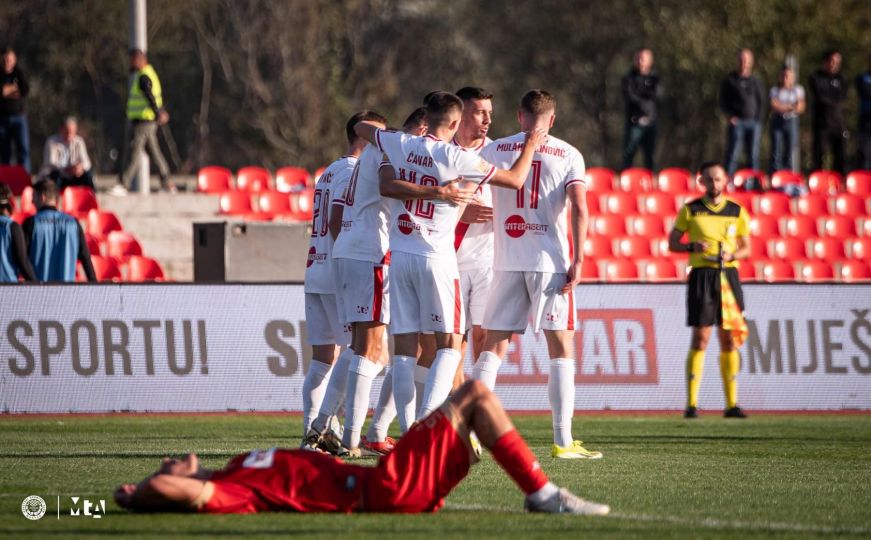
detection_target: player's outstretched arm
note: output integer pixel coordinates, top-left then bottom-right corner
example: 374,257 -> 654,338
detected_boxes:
379,162 -> 474,205
488,128 -> 547,189
562,183 -> 589,293
115,475 -> 208,512
353,121 -> 380,145
328,202 -> 344,240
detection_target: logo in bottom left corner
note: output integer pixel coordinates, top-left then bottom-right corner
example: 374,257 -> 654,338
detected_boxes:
21,495 -> 47,520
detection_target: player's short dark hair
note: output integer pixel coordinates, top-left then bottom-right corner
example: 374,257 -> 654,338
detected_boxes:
0,182 -> 12,213
822,49 -> 840,61
454,87 -> 493,103
347,110 -> 387,144
425,92 -> 464,128
520,89 -> 556,115
33,179 -> 59,202
697,161 -> 725,177
402,107 -> 427,131
422,90 -> 449,105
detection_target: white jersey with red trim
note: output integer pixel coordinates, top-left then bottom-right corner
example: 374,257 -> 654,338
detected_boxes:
375,129 -> 496,259
480,132 -> 585,273
332,145 -> 391,264
304,155 -> 357,293
453,136 -> 494,271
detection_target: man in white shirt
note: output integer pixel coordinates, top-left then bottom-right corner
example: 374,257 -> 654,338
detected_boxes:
477,90 -> 601,460
39,117 -> 94,191
355,92 -> 545,432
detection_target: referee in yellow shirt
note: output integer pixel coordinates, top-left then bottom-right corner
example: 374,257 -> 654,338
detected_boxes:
668,162 -> 751,419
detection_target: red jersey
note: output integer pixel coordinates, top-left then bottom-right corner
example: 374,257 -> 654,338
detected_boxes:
204,449 -> 371,514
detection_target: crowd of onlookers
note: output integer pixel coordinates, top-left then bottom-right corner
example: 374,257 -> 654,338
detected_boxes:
622,47 -> 871,183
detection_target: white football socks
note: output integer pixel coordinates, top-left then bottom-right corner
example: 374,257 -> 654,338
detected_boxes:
301,359 -> 332,436
342,355 -> 383,449
391,355 -> 417,434
366,365 -> 396,443
414,364 -> 430,417
472,350 -> 502,391
549,357 -> 575,447
418,348 -> 462,419
310,347 -> 353,434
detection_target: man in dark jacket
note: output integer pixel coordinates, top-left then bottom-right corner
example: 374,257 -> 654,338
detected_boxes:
0,48 -> 31,172
621,48 -> 659,170
720,49 -> 766,177
809,50 -> 849,174
855,53 -> 870,170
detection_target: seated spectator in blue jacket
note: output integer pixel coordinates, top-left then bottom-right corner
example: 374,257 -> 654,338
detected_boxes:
0,182 -> 36,282
38,116 -> 95,191
22,179 -> 96,282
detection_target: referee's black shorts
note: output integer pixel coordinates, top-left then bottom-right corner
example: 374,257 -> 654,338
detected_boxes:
686,267 -> 744,327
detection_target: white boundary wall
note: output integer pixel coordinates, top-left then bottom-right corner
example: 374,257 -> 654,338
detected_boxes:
1,284 -> 869,413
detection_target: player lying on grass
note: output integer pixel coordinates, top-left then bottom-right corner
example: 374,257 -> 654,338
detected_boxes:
114,380 -> 609,515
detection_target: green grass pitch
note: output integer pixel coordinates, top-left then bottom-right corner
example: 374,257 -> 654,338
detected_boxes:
1,413 -> 870,539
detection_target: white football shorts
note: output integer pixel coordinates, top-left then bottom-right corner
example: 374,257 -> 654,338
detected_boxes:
459,266 -> 493,330
389,251 -> 464,335
304,292 -> 351,345
335,258 -> 390,325
482,270 -> 576,334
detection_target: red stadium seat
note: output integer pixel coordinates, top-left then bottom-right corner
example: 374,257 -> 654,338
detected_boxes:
749,236 -> 768,258
771,237 -> 806,260
820,215 -> 856,239
583,237 -> 613,259
61,186 -> 98,219
84,233 -> 101,256
90,255 -> 122,282
640,259 -> 679,282
20,186 -> 36,213
589,214 -> 626,237
218,192 -> 254,216
737,261 -> 756,281
283,188 -> 315,221
782,215 -> 817,238
257,191 -> 292,217
275,166 -> 311,193
838,260 -> 871,282
313,166 -> 327,183
809,237 -> 845,260
793,194 -> 829,218
846,237 -> 871,260
86,209 -> 123,241
106,231 -> 143,263
656,168 -> 692,193
585,193 -> 600,214
0,164 -> 32,195
759,259 -> 794,282
638,192 -> 676,215
726,192 -> 755,213
583,167 -> 616,192
860,217 -> 871,237
196,166 -> 232,194
614,236 -> 652,258
128,255 -> 166,282
749,215 -> 780,237
601,258 -> 638,281
617,167 -> 653,192
832,193 -> 867,218
673,192 -> 699,211
845,170 -> 871,196
600,192 -> 637,215
770,170 -> 804,190
732,169 -> 767,191
756,192 -> 791,217
798,260 -> 834,282
236,166 -> 271,192
10,210 -> 33,224
807,170 -> 842,195
626,214 -> 665,237
580,259 -> 599,282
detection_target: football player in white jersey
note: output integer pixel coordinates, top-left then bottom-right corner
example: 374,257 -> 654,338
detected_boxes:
478,90 -> 602,460
355,92 -> 545,433
303,111 -> 392,457
301,112 -> 374,441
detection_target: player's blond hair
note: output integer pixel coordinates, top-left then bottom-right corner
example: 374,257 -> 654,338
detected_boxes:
520,90 -> 556,116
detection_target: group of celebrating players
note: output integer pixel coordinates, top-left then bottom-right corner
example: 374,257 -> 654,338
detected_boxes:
301,87 -> 602,461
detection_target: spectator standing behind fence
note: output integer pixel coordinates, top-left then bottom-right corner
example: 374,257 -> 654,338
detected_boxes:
0,182 -> 36,282
0,48 -> 30,172
720,49 -> 765,178
38,117 -> 95,191
809,50 -> 849,175
857,54 -> 871,170
768,66 -> 805,174
621,48 -> 659,170
23,179 -> 96,282
114,49 -> 171,195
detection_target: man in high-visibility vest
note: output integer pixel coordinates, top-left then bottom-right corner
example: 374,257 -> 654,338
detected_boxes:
114,49 -> 171,194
